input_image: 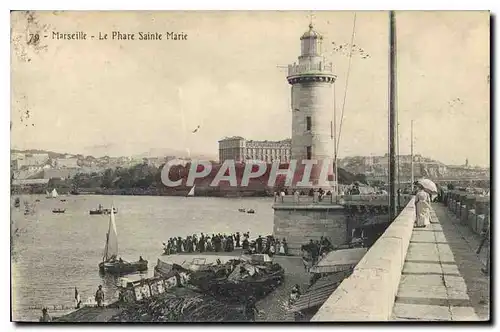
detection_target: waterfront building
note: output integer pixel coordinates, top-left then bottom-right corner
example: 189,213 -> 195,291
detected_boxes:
11,153 -> 50,170
218,136 -> 291,163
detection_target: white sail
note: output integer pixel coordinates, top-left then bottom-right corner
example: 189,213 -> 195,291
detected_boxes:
103,207 -> 119,261
187,185 -> 195,197
51,189 -> 58,198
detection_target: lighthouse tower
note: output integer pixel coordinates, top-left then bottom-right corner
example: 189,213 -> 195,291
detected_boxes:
287,23 -> 337,189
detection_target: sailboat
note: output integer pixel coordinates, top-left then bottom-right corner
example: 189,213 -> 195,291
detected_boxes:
46,189 -> 58,199
98,207 -> 148,275
186,185 -> 195,197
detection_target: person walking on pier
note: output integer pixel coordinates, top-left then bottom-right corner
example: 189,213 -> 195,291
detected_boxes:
294,189 -> 300,203
95,285 -> 105,308
414,183 -> 431,228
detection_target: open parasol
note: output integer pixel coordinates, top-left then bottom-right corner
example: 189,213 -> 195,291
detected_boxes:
416,178 -> 438,194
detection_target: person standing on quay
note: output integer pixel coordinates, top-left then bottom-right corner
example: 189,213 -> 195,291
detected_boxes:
414,183 -> 431,228
39,308 -> 52,322
95,285 -> 105,308
235,232 -> 241,248
256,235 -> 263,254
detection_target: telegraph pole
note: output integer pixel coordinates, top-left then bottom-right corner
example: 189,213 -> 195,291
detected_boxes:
389,11 -> 398,221
411,120 -> 414,192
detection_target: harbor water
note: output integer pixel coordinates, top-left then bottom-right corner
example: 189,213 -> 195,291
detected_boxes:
11,194 -> 274,321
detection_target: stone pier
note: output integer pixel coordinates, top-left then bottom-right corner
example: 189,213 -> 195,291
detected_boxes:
273,194 -> 412,255
309,196 -> 490,322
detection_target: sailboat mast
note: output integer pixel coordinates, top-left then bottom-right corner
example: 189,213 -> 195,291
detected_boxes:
389,10 -> 398,220
103,232 -> 109,261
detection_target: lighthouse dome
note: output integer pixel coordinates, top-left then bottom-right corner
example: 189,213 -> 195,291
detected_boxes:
300,23 -> 323,40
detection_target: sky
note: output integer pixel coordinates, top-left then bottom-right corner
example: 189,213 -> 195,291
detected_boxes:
10,11 -> 490,166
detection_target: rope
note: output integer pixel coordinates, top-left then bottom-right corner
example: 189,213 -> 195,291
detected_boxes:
335,13 -> 357,158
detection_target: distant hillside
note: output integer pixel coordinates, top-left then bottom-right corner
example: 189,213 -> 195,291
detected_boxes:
11,147 -> 218,161
11,148 -> 68,159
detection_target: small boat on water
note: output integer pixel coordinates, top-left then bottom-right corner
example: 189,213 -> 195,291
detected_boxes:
99,207 -> 148,275
14,198 -> 20,208
35,199 -> 40,202
247,209 -> 255,214
238,208 -> 246,213
60,199 -> 67,202
52,208 -> 65,214
90,206 -> 118,215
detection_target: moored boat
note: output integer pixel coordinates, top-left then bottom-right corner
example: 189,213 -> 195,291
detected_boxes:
238,208 -> 246,212
90,206 -> 118,215
99,259 -> 148,274
187,256 -> 284,301
98,207 -> 148,275
246,209 -> 255,214
52,208 -> 65,214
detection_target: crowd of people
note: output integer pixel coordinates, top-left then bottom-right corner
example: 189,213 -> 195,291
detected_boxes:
301,237 -> 333,266
162,233 -> 291,257
274,183 -> 377,202
163,232 -> 246,254
274,188 -> 334,202
247,235 -> 289,256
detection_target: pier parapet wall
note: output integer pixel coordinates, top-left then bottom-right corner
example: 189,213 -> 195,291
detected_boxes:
444,190 -> 490,234
311,197 -> 416,321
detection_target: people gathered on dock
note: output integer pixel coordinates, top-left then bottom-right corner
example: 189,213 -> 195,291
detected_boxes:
301,237 -> 333,266
162,232 -> 290,256
274,188 -> 333,203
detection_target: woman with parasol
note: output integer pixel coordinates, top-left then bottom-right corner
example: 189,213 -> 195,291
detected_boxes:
414,179 -> 437,228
